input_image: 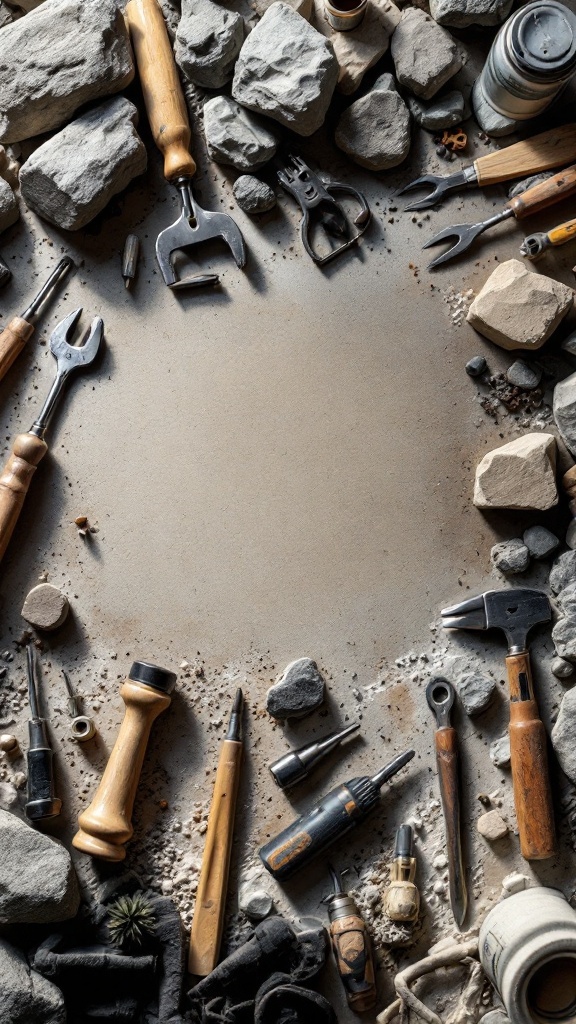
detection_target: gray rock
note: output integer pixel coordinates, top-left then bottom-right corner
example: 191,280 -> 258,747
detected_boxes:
556,582 -> 576,619
203,96 -> 277,172
407,89 -> 464,130
20,97 -> 146,231
552,686 -> 576,784
238,886 -> 275,920
489,734 -> 511,768
490,539 -> 530,575
0,177 -> 18,233
465,355 -> 487,377
0,938 -> 65,1024
0,1 -> 13,27
562,329 -> 576,359
471,77 -> 518,137
507,172 -> 554,200
522,525 -> 559,560
335,74 -> 410,172
232,2 -> 338,137
430,0 -> 512,27
175,0 -> 244,89
390,7 -> 462,100
266,657 -> 326,719
458,671 -> 496,715
506,359 -> 542,390
550,550 -> 576,594
551,656 -> 575,680
233,175 -> 276,214
554,372 -> 576,459
552,615 -> 576,662
0,809 -> 79,924
0,780 -> 18,809
0,0 -> 134,144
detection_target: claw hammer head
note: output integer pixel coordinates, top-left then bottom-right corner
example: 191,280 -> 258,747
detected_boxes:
441,589 -> 551,652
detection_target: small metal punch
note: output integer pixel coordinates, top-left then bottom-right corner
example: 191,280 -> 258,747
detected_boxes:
278,156 -> 371,265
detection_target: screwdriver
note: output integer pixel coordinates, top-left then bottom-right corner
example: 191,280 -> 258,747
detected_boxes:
25,645 -> 62,821
325,864 -> 377,1013
0,256 -> 74,384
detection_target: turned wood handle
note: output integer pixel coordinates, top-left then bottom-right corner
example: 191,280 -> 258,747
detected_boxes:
73,679 -> 171,861
508,163 -> 576,219
507,652 -> 556,861
126,0 -> 196,181
0,317 -> 34,383
188,738 -> 242,976
435,727 -> 466,918
475,125 -> 576,187
0,431 -> 48,564
562,464 -> 576,516
547,217 -> 576,247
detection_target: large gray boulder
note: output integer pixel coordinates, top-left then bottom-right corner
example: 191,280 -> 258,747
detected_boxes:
203,96 -> 277,171
0,0 -> 134,143
430,0 -> 512,27
552,686 -> 576,784
20,97 -> 147,231
175,0 -> 244,89
232,2 -> 338,136
0,939 -> 65,1024
335,74 -> 410,171
0,809 -> 79,924
0,177 -> 18,233
390,7 -> 462,100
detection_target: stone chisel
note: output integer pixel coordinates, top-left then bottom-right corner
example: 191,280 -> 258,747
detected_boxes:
0,256 -> 73,384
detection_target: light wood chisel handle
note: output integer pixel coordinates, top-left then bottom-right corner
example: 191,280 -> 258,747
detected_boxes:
475,124 -> 576,186
509,163 -> 576,219
0,432 -> 48,564
126,0 -> 196,182
507,652 -> 556,861
0,318 -> 35,383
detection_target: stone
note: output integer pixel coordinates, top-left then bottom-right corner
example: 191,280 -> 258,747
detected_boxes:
553,371 -> 576,458
20,97 -> 146,231
557,583 -> 576,619
0,145 -> 19,188
471,77 -> 518,138
0,1 -> 12,27
0,733 -> 18,753
0,938 -> 65,1024
0,176 -> 18,233
550,550 -> 576,594
522,525 -> 559,560
255,0 -> 313,16
467,260 -> 573,351
175,0 -> 244,89
551,686 -> 576,784
490,539 -> 530,575
238,886 -> 274,920
506,359 -> 542,390
233,175 -> 276,214
232,2 -> 338,137
465,355 -> 487,377
335,73 -> 410,172
21,582 -> 69,630
473,433 -> 558,511
457,671 -> 496,716
430,0 -> 512,27
390,7 -> 462,100
489,734 -> 511,768
203,96 -> 277,172
0,780 -> 18,809
407,89 -> 464,130
552,616 -> 576,662
501,872 -> 529,896
4,0 -> 45,10
266,657 -> 326,719
0,809 -> 79,923
477,809 -> 508,840
0,0 -> 134,144
562,329 -> 576,359
312,0 -> 401,95
552,656 -> 574,680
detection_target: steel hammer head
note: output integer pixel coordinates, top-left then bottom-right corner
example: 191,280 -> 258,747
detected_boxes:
441,589 -> 551,651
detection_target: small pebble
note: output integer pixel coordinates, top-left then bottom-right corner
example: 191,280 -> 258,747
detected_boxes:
489,734 -> 510,768
491,539 -> 530,575
238,887 -> 274,920
501,871 -> 529,895
233,175 -> 276,215
465,355 -> 487,377
551,656 -> 575,680
477,809 -> 508,841
0,734 -> 18,753
523,525 -> 559,560
458,671 -> 496,716
506,359 -> 542,390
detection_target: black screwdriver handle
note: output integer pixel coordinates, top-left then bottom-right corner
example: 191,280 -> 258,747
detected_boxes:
26,739 -> 62,821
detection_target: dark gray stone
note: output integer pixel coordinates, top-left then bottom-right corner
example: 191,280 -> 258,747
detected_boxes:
390,7 -> 462,100
335,73 -> 410,172
549,550 -> 576,594
490,539 -> 530,575
266,658 -> 326,719
233,175 -> 276,214
506,359 -> 542,390
457,670 -> 496,716
552,686 -> 576,784
522,525 -> 559,560
204,96 -> 277,172
552,615 -> 576,662
0,809 -> 79,924
175,0 -> 244,89
0,938 -> 65,1024
465,355 -> 487,377
430,0 -> 512,27
0,176 -> 18,233
407,89 -> 464,130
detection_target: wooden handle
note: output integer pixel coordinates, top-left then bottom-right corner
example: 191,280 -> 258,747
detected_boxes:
0,317 -> 34,383
188,738 -> 242,976
508,163 -> 576,220
475,125 -> 576,186
506,653 -> 556,861
547,217 -> 576,247
126,0 -> 195,181
0,431 -> 48,565
72,679 -> 171,861
329,914 -> 377,1013
435,727 -> 466,920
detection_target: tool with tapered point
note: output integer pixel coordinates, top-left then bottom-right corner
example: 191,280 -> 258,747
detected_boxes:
25,645 -> 62,822
269,723 -> 360,790
384,824 -> 420,924
62,670 -> 96,742
126,0 -> 246,289
0,307 -> 103,566
188,689 -> 244,977
442,589 -> 556,861
325,865 -> 377,1013
520,216 -> 576,259
0,256 -> 74,384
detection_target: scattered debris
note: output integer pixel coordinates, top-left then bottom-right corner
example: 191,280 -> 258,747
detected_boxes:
429,0 -> 512,27
266,657 -> 326,719
465,355 -> 487,377
0,176 -> 18,233
489,734 -> 511,768
551,686 -> 576,784
21,583 -> 70,632
458,670 -> 496,715
523,525 -> 559,560
204,96 -> 277,172
0,937 -> 66,1024
473,432 -> 558,510
312,0 -> 401,95
0,809 -> 79,924
335,73 -> 411,171
506,359 -> 542,390
175,0 -> 244,89
390,7 -> 463,100
553,370 -> 576,458
477,809 -> 508,841
407,90 -> 465,130
490,539 -> 530,575
233,175 -> 276,214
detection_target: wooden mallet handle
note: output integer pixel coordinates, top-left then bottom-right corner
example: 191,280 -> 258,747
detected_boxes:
475,124 -> 576,187
73,662 -> 176,862
0,317 -> 35,383
0,431 -> 48,565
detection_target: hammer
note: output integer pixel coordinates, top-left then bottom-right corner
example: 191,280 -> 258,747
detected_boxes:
442,589 -> 556,861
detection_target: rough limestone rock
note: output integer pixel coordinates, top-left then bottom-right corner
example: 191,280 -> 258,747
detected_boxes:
0,176 -> 18,233
474,433 -> 557,511
477,810 -> 509,841
466,260 -> 573,351
335,73 -> 410,171
550,550 -> 576,594
552,686 -> 576,784
407,89 -> 464,130
255,0 -> 313,16
553,614 -> 576,662
233,175 -> 276,214
238,886 -> 275,920
430,0 -> 512,27
556,583 -> 576,620
457,671 -> 495,715
553,371 -> 576,458
175,0 -> 244,89
21,583 -> 69,631
490,734 -> 511,768
313,0 -> 401,95
0,809 -> 79,923
203,96 -> 277,172
490,539 -> 530,575
20,97 -> 147,231
232,2 -> 338,136
390,7 -> 462,100
523,525 -> 559,560
552,656 -> 575,680
0,0 -> 134,144
266,657 -> 326,719
0,938 -> 65,1024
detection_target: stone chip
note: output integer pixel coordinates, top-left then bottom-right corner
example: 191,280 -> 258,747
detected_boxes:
390,7 -> 462,100
473,433 -> 557,511
477,809 -> 509,841
522,525 -> 559,560
175,0 -> 244,89
549,550 -> 576,594
407,89 -> 464,130
0,809 -> 79,923
457,671 -> 496,716
335,73 -> 410,171
233,175 -> 276,214
203,96 -> 277,172
489,734 -> 511,768
266,657 -> 326,719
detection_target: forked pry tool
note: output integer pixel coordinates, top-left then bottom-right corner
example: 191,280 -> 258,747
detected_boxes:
278,156 -> 370,265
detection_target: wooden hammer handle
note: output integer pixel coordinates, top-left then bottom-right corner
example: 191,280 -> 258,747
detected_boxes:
0,431 -> 48,565
126,0 -> 196,182
0,317 -> 35,383
507,653 -> 556,861
475,125 -> 576,187
508,163 -> 576,219
435,728 -> 465,887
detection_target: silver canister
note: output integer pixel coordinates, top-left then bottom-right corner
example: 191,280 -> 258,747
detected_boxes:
324,0 -> 367,31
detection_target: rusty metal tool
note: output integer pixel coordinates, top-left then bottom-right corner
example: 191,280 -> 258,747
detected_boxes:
325,865 -> 377,1013
62,670 -> 96,742
426,678 -> 467,928
520,216 -> 576,259
277,156 -> 370,265
399,124 -> 576,210
0,308 -> 103,566
441,589 -> 556,861
423,163 -> 576,268
0,256 -> 74,384
126,0 -> 246,290
26,645 -> 62,821
0,254 -> 11,288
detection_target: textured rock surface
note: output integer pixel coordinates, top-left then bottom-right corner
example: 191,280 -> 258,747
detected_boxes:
473,433 -> 557,510
550,550 -> 576,594
490,539 -> 530,575
335,74 -> 410,171
506,359 -> 542,390
390,7 -> 462,99
407,89 -> 464,130
313,0 -> 401,95
553,371 -> 576,458
552,686 -> 576,784
20,97 -> 146,231
238,886 -> 274,919
467,260 -> 573,351
266,657 -> 326,719
523,525 -> 559,559
0,938 -> 65,1024
0,810 -> 79,923
203,96 -> 277,171
175,0 -> 244,89
21,583 -> 69,631
232,2 -> 338,136
0,177 -> 18,233
0,0 -> 134,143
458,671 -> 495,715
255,0 -> 313,15
471,77 -> 518,137
233,175 -> 276,214
552,656 -> 574,679
430,0 -> 512,27
477,809 -> 508,840
490,734 -> 511,768
0,145 -> 19,189
0,1 -> 12,27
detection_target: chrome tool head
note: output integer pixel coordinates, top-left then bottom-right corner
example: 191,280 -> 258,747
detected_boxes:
423,207 -> 514,269
22,256 -> 75,325
398,166 -> 476,212
441,589 -> 551,652
30,308 -> 103,437
426,677 -> 456,728
520,231 -> 548,259
156,178 -> 246,290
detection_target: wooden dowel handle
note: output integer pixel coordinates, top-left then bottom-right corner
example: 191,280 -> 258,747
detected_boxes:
0,431 -> 48,565
126,0 -> 196,182
506,653 -> 556,861
548,217 -> 576,247
0,317 -> 34,383
508,163 -> 576,219
475,125 -> 576,187
435,727 -> 465,897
